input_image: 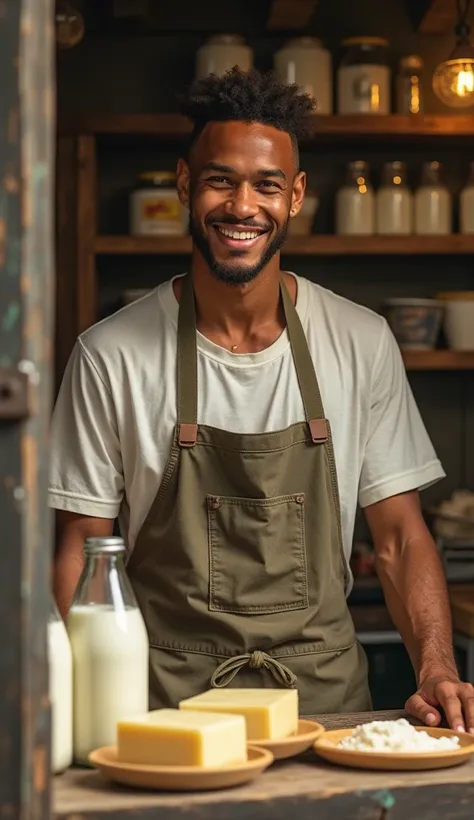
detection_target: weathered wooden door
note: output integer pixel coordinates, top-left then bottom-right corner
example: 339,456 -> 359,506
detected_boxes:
0,1 -> 55,818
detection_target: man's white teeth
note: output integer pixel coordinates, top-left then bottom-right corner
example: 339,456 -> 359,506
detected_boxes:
217,227 -> 260,240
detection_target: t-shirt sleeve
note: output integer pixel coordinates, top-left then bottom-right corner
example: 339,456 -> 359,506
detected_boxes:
358,320 -> 445,508
48,339 -> 124,518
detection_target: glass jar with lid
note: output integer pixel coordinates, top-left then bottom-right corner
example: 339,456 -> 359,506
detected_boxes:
336,160 -> 375,235
274,37 -> 332,113
338,37 -> 391,114
376,161 -> 413,235
396,55 -> 424,114
415,161 -> 452,235
460,161 -> 474,234
67,536 -> 149,764
130,171 -> 188,237
196,34 -> 253,79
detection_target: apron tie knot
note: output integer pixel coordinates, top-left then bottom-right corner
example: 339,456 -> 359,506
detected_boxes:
210,651 -> 297,689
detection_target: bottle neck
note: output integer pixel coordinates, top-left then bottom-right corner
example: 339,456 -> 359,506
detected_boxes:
72,550 -> 138,610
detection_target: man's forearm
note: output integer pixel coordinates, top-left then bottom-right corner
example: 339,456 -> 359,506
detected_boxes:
54,546 -> 84,620
53,510 -> 114,620
375,531 -> 458,683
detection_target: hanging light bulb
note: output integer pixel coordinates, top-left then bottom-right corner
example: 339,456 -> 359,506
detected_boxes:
433,0 -> 474,108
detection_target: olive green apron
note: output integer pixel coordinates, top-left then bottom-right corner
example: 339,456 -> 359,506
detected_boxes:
127,273 -> 371,715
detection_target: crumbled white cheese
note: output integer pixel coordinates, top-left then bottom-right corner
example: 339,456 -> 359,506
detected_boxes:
338,719 -> 460,753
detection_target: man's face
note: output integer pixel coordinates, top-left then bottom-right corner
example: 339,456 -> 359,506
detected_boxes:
177,121 -> 306,285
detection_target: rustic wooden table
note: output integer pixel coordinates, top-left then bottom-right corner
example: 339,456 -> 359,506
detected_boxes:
54,710 -> 474,820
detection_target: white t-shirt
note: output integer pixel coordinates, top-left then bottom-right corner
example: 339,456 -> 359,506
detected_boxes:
49,273 -> 445,584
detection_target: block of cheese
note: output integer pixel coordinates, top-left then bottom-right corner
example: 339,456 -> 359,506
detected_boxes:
179,689 -> 298,740
117,709 -> 247,768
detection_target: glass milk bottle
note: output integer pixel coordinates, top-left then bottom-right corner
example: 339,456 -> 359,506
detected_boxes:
376,161 -> 413,235
460,162 -> 474,234
48,597 -> 73,774
415,161 -> 452,235
336,161 -> 375,235
67,537 -> 149,764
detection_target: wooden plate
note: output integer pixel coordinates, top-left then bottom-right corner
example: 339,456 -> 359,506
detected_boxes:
313,726 -> 474,771
88,745 -> 274,791
251,719 -> 325,760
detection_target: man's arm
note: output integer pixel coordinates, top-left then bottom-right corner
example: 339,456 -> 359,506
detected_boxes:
364,490 -> 474,732
54,510 -> 114,620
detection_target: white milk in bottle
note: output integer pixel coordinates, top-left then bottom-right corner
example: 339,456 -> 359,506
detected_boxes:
48,598 -> 73,774
67,537 -> 149,764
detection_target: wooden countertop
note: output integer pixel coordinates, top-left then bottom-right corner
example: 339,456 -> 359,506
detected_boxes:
54,710 -> 474,820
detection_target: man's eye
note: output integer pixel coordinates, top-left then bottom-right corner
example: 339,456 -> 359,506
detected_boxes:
207,176 -> 232,187
257,181 -> 281,191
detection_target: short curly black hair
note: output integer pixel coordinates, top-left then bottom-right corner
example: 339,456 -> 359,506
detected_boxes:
180,67 -> 315,165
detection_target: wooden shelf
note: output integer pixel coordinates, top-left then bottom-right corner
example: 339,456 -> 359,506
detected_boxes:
59,114 -> 474,140
94,234 -> 474,256
402,351 -> 474,370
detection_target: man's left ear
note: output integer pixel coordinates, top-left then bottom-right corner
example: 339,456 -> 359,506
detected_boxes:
176,158 -> 190,209
290,171 -> 306,217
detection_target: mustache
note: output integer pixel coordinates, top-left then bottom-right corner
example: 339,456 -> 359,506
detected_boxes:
208,216 -> 271,231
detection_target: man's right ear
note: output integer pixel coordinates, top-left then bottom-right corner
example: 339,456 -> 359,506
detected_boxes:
176,159 -> 190,209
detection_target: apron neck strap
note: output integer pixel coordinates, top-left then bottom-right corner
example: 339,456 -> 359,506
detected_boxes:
177,273 -> 327,446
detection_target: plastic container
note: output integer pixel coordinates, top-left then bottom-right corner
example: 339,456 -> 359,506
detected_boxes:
382,298 -> 444,350
437,292 -> 474,350
338,37 -> 391,114
274,37 -> 332,113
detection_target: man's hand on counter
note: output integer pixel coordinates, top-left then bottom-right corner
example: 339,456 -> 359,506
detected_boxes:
405,673 -> 474,734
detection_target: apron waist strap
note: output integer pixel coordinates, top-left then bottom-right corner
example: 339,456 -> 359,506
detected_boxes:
210,651 -> 297,689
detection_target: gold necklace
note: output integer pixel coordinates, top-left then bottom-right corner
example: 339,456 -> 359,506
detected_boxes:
231,344 -> 238,353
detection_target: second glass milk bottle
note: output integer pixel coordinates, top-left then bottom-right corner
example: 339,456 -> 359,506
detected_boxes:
67,537 -> 149,764
415,161 -> 452,235
336,161 -> 375,235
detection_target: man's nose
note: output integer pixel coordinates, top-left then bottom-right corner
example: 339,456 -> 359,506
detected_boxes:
225,182 -> 259,220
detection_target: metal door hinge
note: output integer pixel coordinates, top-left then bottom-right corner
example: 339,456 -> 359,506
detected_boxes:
0,367 -> 32,420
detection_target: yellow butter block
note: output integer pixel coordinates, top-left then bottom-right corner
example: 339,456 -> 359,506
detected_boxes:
179,688 -> 298,740
117,709 -> 247,768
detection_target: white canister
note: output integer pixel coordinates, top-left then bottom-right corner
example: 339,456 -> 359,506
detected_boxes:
415,161 -> 452,235
437,292 -> 474,350
274,37 -> 332,114
338,37 -> 391,115
196,34 -> 253,79
460,161 -> 474,234
376,161 -> 413,235
336,160 -> 375,235
130,172 -> 188,237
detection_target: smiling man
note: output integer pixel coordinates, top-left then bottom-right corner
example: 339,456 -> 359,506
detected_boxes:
50,68 -> 474,730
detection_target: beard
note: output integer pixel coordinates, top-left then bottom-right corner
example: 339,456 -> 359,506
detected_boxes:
189,214 -> 289,286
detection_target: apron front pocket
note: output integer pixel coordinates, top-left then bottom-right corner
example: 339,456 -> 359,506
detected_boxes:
207,493 -> 309,615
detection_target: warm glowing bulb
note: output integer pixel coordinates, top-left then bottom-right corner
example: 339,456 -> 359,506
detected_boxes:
393,175 -> 402,185
433,56 -> 474,108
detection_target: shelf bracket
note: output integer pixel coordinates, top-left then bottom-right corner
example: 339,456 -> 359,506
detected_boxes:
405,0 -> 458,34
266,0 -> 318,30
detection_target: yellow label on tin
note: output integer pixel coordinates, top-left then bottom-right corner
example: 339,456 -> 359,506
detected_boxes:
142,198 -> 180,221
